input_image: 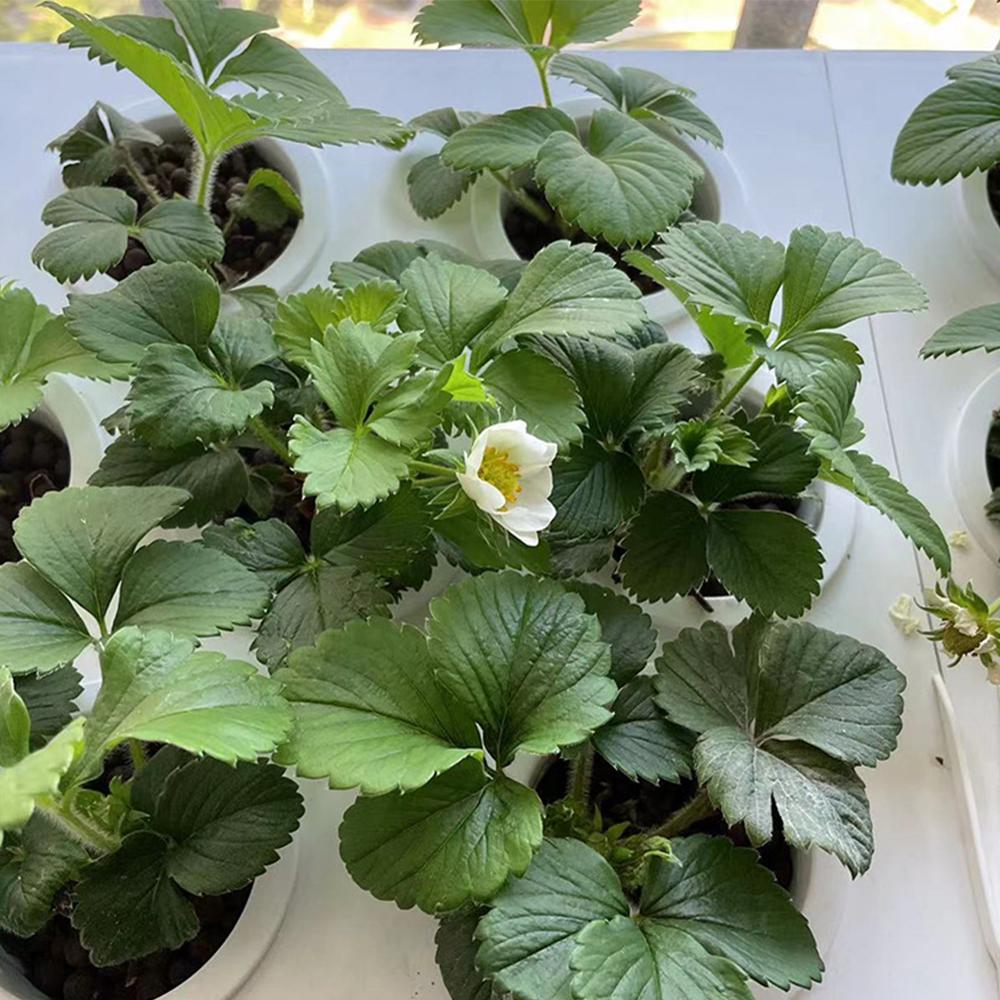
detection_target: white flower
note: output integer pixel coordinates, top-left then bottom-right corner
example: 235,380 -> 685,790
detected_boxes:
457,420 -> 557,547
948,530 -> 970,550
888,595 -> 920,636
954,607 -> 981,637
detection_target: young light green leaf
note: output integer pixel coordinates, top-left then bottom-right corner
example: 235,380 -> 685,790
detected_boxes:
672,415 -> 757,474
275,617 -> 481,794
340,758 -> 543,913
0,668 -> 31,766
441,107 -> 575,172
57,10 -> 191,66
427,572 -> 614,763
920,303 -> 1000,357
535,108 -> 702,246
229,167 -> 303,232
13,485 -> 188,619
113,539 -> 270,635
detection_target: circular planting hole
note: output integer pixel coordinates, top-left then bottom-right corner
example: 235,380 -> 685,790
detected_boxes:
99,129 -> 300,289
0,418 -> 69,564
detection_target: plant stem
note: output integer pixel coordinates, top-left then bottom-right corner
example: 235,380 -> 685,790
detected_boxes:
567,744 -> 595,807
192,147 -> 220,209
121,144 -> 162,206
250,417 -> 292,465
128,738 -> 147,775
651,788 -> 716,838
489,169 -> 555,227
411,459 -> 457,478
37,803 -> 119,857
533,53 -> 554,107
711,357 -> 765,418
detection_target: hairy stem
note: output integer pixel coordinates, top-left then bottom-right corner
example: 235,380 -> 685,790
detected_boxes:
121,145 -> 162,206
250,417 -> 292,465
37,802 -> 119,857
711,357 -> 765,418
191,146 -> 220,209
651,787 -> 716,838
567,744 -> 595,807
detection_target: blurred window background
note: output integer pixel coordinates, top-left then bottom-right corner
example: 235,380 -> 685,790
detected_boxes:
2,0 -> 1000,50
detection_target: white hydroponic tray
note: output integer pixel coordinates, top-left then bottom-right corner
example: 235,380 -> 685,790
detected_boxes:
0,43 -> 995,999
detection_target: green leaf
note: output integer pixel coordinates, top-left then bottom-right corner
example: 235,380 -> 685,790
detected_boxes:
0,813 -> 88,936
920,303 -> 1000,357
32,186 -> 134,282
626,342 -> 703,435
0,563 -> 91,675
436,912 -> 506,1000
90,437 -> 248,528
127,343 -> 273,448
441,107 -> 575,172
672,415 -> 756,474
535,109 -> 702,246
656,617 -> 904,874
793,361 -> 864,455
637,93 -> 724,148
113,539 -> 269,635
414,0 -> 542,47
560,582 -> 656,684
892,73 -> 1000,184
651,222 -> 784,327
482,350 -> 583,448
620,491 -> 709,603
779,226 -> 928,337
398,255 -> 507,364
477,838 -> 629,1000
340,758 -> 543,913
0,719 -> 85,841
275,617 -> 480,794
230,167 -> 303,232
289,421 -> 410,512
202,517 -> 305,589
548,441 -> 644,542
13,485 -> 188,619
14,667 -> 82,745
408,153 -> 478,220
427,572 -> 615,763
0,668 -> 30,766
133,197 -> 225,267
592,677 -> 693,783
72,627 -> 291,783
640,836 -> 820,988
694,417 -> 819,504
213,32 -> 344,101
163,0 -> 276,82
253,565 -> 391,669
706,509 -> 822,618
72,831 -> 199,966
475,241 -> 644,363
65,261 -> 220,366
149,757 -> 302,895
59,15 -> 191,69
749,329 -> 863,391
571,917 -> 752,1000
549,0 -> 641,47
550,52 -> 628,105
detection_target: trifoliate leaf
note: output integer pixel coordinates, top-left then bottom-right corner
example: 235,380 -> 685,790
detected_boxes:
150,757 -> 302,896
13,485 -> 188,619
672,415 -> 756,473
482,349 -> 583,449
535,108 -> 702,246
619,491 -> 709,603
0,813 -> 88,936
442,107 -> 575,172
694,417 -> 819,504
202,517 -> 306,590
652,222 -> 784,327
90,437 -> 249,528
71,627 -> 291,783
252,565 -> 391,669
592,677 -> 693,783
213,33 -> 343,102
548,441 -> 644,542
289,420 -> 410,512
476,838 -> 629,1000
891,71 -> 1000,184
72,831 -> 199,966
163,0 -> 275,81
779,226 -> 928,337
920,303 -> 1000,357
408,153 -> 478,220
0,718 -> 85,841
0,668 -> 30,766
14,667 -> 82,746
340,758 -> 543,913
561,582 -> 656,684
113,539 -> 270,635
427,572 -> 615,763
0,563 -> 91,675
275,617 -> 480,794
706,509 -> 822,618
398,255 -> 507,364
65,260 -> 220,366
656,617 -> 904,873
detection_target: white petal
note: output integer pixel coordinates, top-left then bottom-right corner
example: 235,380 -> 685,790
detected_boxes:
954,608 -> 981,637
507,432 -> 558,468
464,429 -> 489,475
457,470 -> 506,513
517,465 -> 554,505
488,510 -> 539,547
497,497 -> 556,534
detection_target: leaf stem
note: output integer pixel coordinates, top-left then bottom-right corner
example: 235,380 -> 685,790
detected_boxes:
489,170 -> 555,228
567,744 -> 595,807
37,802 -> 119,857
250,417 -> 292,465
651,787 -> 716,838
411,459 -> 457,478
121,144 -> 162,206
192,147 -> 220,209
533,53 -> 554,108
711,357 -> 765,418
127,738 -> 147,775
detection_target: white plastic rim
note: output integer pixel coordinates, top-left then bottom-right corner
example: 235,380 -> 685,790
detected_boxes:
45,97 -> 330,297
958,171 -> 1000,281
469,96 -> 756,329
33,374 -> 106,487
948,364 -> 1000,558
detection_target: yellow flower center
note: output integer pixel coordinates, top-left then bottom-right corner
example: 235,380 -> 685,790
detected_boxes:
479,447 -> 522,507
